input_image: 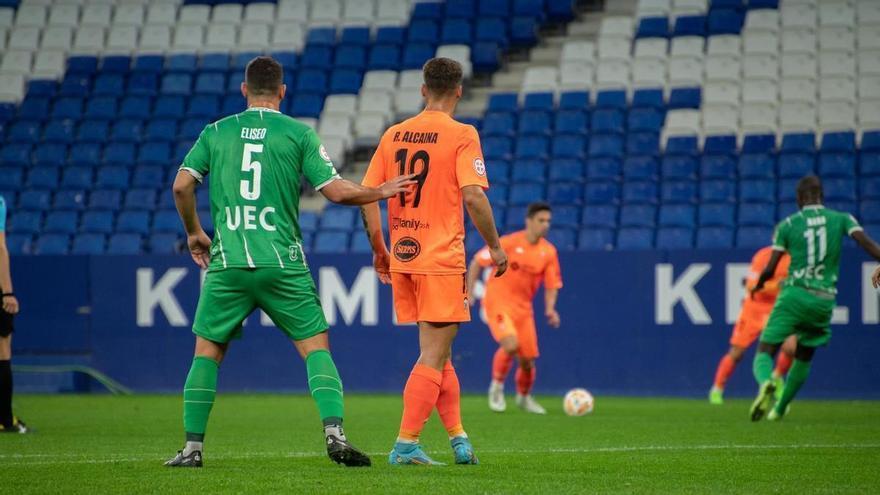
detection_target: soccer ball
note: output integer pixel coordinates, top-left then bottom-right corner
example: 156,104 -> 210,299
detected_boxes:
563,388 -> 594,416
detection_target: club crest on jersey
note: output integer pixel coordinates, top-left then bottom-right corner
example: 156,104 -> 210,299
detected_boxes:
289,245 -> 299,262
393,237 -> 421,262
473,157 -> 486,177
319,145 -> 332,162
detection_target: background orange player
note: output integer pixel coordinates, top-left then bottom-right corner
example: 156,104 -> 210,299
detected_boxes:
361,58 -> 507,465
466,202 -> 563,415
709,245 -> 796,405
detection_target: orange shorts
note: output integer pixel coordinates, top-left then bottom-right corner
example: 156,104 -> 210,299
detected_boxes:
391,272 -> 471,324
486,307 -> 539,359
729,313 -> 771,348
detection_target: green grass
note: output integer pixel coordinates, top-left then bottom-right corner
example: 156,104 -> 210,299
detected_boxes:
1,394 -> 879,494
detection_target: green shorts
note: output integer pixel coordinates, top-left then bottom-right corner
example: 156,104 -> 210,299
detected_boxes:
760,286 -> 835,348
192,268 -> 328,344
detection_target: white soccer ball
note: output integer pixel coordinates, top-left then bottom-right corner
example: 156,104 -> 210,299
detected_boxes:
563,388 -> 594,416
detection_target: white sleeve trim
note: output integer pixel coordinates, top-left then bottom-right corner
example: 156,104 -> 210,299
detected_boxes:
180,167 -> 204,183
314,175 -> 342,191
771,245 -> 787,252
848,226 -> 864,235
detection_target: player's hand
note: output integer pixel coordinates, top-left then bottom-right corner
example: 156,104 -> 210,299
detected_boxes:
545,309 -> 561,328
378,174 -> 418,199
749,282 -> 764,300
490,246 -> 508,277
872,265 -> 880,289
2,295 -> 19,315
373,248 -> 392,285
187,231 -> 212,269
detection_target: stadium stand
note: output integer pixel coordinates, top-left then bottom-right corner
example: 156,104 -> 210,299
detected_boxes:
0,0 -> 877,254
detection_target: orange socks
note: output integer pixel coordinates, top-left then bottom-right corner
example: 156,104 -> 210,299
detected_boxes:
398,364 -> 442,442
713,354 -> 736,389
515,366 -> 535,395
437,361 -> 465,438
774,351 -> 793,377
492,347 -> 514,382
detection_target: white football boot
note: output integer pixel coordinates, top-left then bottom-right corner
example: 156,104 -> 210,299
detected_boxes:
488,381 -> 506,412
516,394 -> 547,415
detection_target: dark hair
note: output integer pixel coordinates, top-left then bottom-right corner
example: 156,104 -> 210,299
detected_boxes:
526,202 -> 552,218
796,175 -> 823,205
245,56 -> 283,97
422,57 -> 463,96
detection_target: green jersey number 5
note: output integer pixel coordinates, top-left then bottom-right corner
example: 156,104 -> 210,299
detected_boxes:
804,226 -> 827,267
241,143 -> 263,200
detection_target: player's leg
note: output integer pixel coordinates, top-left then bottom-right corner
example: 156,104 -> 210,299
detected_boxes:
166,269 -> 254,468
488,312 -> 518,412
513,319 -> 544,414
750,291 -> 803,421
710,345 -> 745,405
258,268 -> 369,467
0,310 -> 25,433
771,335 -> 797,400
769,343 -> 816,421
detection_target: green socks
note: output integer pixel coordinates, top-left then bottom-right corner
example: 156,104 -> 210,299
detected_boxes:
183,356 -> 219,442
776,359 -> 811,413
752,351 -> 774,385
305,349 -> 344,425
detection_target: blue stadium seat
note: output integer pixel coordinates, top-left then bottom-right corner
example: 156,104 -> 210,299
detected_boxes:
52,186 -> 91,211
441,19 -> 473,44
674,15 -> 707,37
34,234 -> 70,255
145,119 -> 178,143
659,205 -> 696,228
668,87 -> 701,108
662,155 -> 698,180
778,153 -> 815,178
107,234 -> 143,254
742,134 -> 776,154
68,143 -> 101,167
138,142 -> 171,166
84,97 -> 117,120
559,91 -> 589,110
632,88 -> 665,110
555,110 -> 589,135
60,168 -> 93,190
489,160 -> 512,183
582,205 -> 618,229
737,226 -> 773,248
408,20 -> 439,44
295,69 -> 329,94
340,27 -> 370,46
88,190 -> 122,211
124,189 -> 157,211
826,201 -> 857,217
486,184 -> 509,205
578,229 -> 614,250
19,190 -> 51,211
6,234 -> 32,255
696,227 -> 734,248
509,183 -> 544,205
127,74 -> 158,96
330,69 -> 364,94
59,75 -> 90,97
8,120 -> 41,143
588,134 -> 624,158
487,93 -> 518,113
591,109 -> 624,133
95,165 -> 130,190
368,45 -> 401,70
739,153 -> 776,179
152,210 -> 182,234
699,203 -> 735,227
9,212 -> 42,235
485,138 -> 514,161
739,179 -> 776,203
518,110 -> 552,136
201,53 -> 231,73
27,80 -> 57,97
72,233 -> 106,255
1,144 -> 31,167
154,96 -> 186,118
110,119 -> 143,143
313,232 -> 350,254
704,135 -> 737,156
43,120 -> 76,144
376,26 -> 406,45
81,211 -> 114,234
546,229 -> 576,250
548,159 -> 585,182
321,208 -> 356,230
19,96 -> 51,119
482,112 -> 517,137
161,74 -> 192,95
821,131 -> 856,152
93,75 -> 124,97
707,8 -> 744,34
26,167 -> 59,190
516,136 -> 549,159
700,154 -> 737,179
861,151 -> 880,176
187,95 -> 219,118
117,211 -> 151,235
149,233 -> 179,254
656,228 -> 694,249
349,233 -> 372,254
637,16 -> 669,38
552,206 -> 580,228
620,205 -> 657,227
624,156 -> 659,181
166,54 -> 198,74
627,132 -> 660,156
863,131 -> 880,151
523,92 -> 554,111
180,119 -> 207,140
476,17 -> 509,49
132,166 -> 164,188
617,228 -> 654,249
335,46 -> 366,70
823,178 -> 856,201
52,98 -> 84,120
623,181 -> 659,204
587,157 -> 621,181
700,180 -> 736,203
510,16 -> 539,46
738,203 -> 776,227
778,179 -> 799,202
818,152 -> 856,178
77,120 -> 109,144
585,182 -> 620,204
511,160 -> 546,183
662,181 -> 698,203
861,201 -> 880,223
861,177 -> 880,200
781,132 -> 816,153
68,55 -> 99,75
402,43 -> 436,69
551,135 -> 587,159
103,143 -> 136,167
628,108 -> 664,132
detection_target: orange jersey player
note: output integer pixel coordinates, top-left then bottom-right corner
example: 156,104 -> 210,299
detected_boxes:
360,58 -> 508,466
709,246 -> 796,405
466,202 -> 563,415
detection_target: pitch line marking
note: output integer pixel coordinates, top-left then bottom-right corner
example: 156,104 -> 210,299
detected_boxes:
3,443 -> 879,466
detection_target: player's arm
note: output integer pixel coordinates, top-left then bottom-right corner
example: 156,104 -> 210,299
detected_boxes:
0,228 -> 19,315
172,171 -> 211,269
544,288 -> 560,328
466,255 -> 483,302
360,201 -> 391,284
851,230 -> 880,261
462,186 -> 507,277
320,176 -> 416,206
751,250 -> 784,299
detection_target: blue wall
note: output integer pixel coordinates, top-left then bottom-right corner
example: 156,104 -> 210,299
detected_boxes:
11,249 -> 880,398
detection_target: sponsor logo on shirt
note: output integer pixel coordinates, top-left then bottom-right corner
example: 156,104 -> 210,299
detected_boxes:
473,157 -> 486,177
391,217 -> 430,231
393,237 -> 421,262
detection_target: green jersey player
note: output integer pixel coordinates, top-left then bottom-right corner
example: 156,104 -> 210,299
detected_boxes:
749,176 -> 880,421
165,56 -> 415,467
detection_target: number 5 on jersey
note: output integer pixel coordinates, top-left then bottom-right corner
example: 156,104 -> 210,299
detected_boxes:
241,143 -> 262,200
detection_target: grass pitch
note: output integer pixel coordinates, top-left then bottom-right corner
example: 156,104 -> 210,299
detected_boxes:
1,394 -> 879,494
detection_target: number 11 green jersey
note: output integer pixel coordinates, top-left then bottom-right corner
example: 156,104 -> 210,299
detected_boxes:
179,107 -> 340,272
771,205 -> 862,295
